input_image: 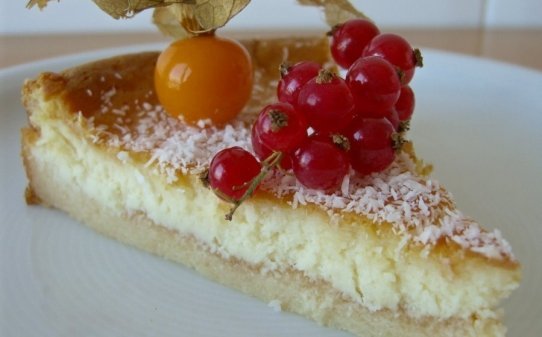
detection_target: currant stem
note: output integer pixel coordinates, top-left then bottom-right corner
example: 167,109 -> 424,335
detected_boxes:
268,110 -> 289,131
225,151 -> 284,221
414,49 -> 424,67
398,119 -> 411,133
330,134 -> 351,151
316,68 -> 336,84
279,62 -> 291,78
391,132 -> 406,152
326,24 -> 341,37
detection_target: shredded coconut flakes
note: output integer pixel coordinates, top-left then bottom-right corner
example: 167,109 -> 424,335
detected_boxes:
88,89 -> 515,261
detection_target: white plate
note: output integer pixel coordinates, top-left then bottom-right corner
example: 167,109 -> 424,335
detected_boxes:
1,45 -> 541,337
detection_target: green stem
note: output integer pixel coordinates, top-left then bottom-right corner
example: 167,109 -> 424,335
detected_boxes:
225,151 -> 283,221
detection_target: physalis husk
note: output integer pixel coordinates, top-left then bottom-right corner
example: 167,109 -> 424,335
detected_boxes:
297,0 -> 368,26
27,0 -> 368,38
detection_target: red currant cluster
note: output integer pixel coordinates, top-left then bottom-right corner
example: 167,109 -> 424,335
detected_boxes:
206,18 -> 422,220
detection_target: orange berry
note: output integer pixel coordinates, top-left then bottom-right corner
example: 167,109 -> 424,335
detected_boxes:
154,35 -> 253,125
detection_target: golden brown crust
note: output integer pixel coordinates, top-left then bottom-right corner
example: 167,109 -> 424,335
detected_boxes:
29,37 -> 331,122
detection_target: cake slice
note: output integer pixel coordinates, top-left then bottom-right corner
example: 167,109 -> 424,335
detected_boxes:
21,36 -> 520,337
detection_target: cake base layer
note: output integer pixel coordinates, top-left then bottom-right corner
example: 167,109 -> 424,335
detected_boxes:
22,130 -> 506,337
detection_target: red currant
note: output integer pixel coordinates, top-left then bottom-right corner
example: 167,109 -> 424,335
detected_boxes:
329,19 -> 380,69
255,102 -> 308,153
277,61 -> 321,105
296,69 -> 355,134
351,147 -> 395,176
395,85 -> 415,121
344,117 -> 396,175
363,33 -> 422,84
293,138 -> 350,191
251,124 -> 293,170
348,102 -> 400,129
384,108 -> 400,131
346,56 -> 402,116
208,147 -> 262,201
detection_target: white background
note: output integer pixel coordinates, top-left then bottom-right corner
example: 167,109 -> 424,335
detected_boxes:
1,0 -> 541,35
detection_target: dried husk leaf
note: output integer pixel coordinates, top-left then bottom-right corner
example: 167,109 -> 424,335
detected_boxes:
297,0 -> 368,26
27,0 -> 249,37
194,0 -> 249,31
91,0 -> 167,19
152,5 -> 190,39
27,0 -> 368,39
26,0 -> 50,9
27,0 -> 172,17
152,0 -> 250,37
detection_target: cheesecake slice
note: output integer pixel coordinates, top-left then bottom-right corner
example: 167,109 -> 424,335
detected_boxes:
21,36 -> 520,337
